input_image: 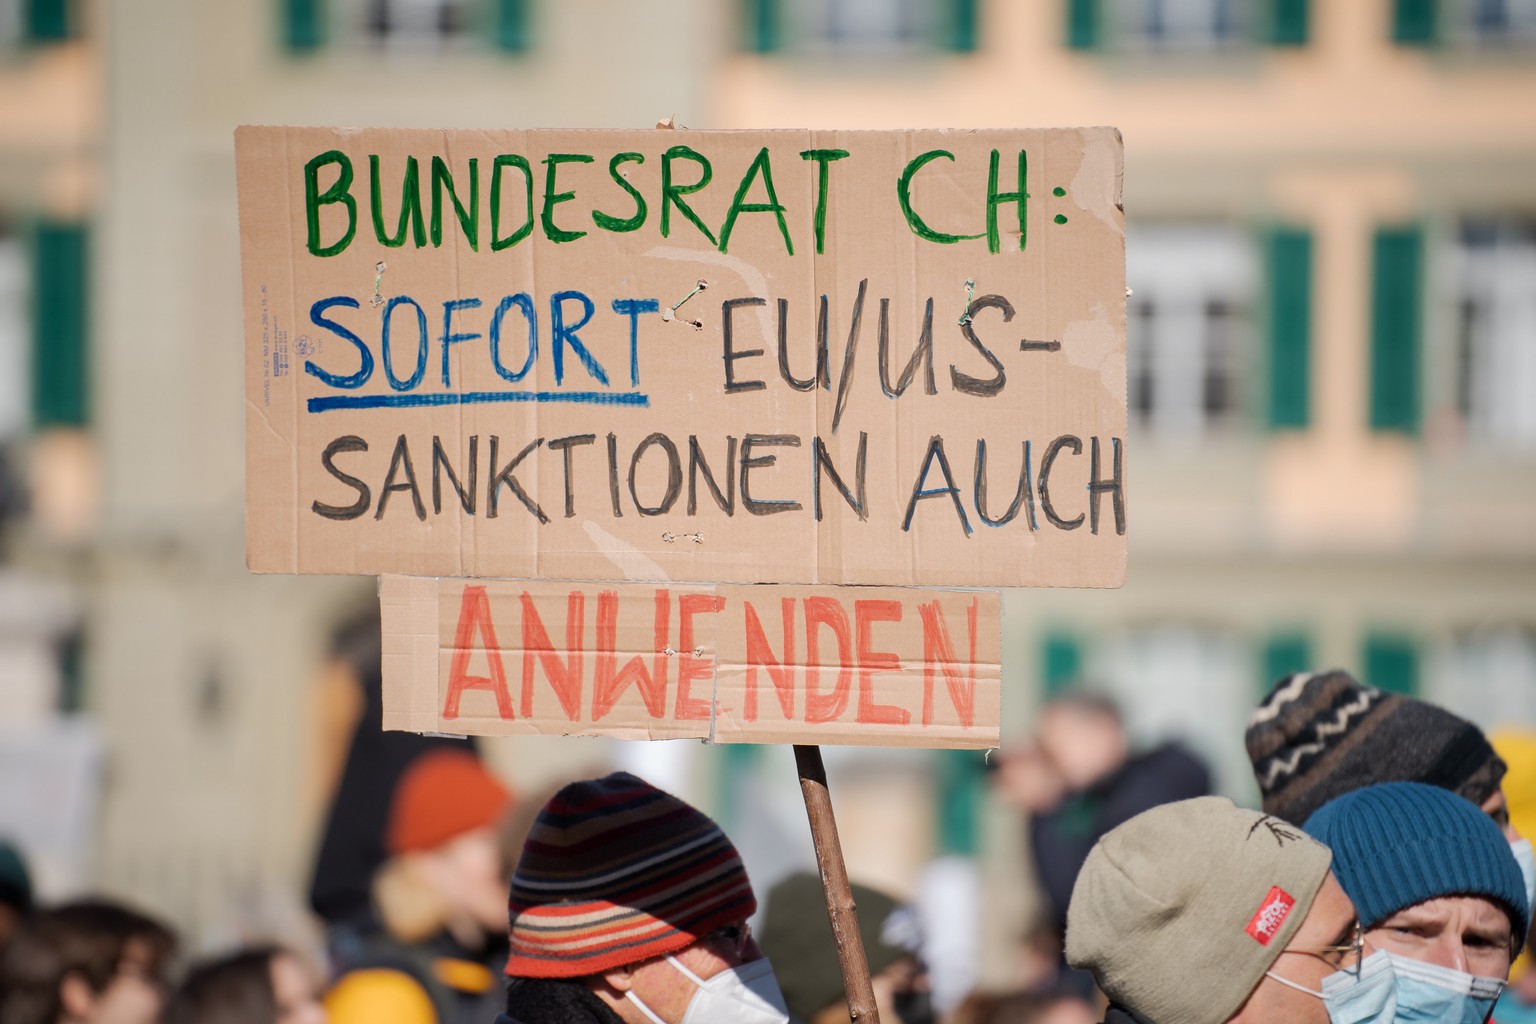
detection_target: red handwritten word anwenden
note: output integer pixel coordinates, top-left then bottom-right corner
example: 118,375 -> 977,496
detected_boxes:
440,584 -> 987,732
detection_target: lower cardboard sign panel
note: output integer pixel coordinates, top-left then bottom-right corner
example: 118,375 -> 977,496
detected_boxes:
379,575 -> 1001,748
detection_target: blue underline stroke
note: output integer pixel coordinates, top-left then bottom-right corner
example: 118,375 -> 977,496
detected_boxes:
306,390 -> 651,413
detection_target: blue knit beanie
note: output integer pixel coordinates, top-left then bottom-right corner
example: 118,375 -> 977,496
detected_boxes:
1305,781 -> 1529,949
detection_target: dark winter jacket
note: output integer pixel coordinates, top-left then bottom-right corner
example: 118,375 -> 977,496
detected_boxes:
1031,741 -> 1212,927
326,931 -> 506,1024
497,977 -> 626,1024
1101,1004 -> 1155,1024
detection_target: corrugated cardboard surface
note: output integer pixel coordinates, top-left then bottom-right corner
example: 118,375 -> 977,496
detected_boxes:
379,575 -> 1000,748
240,127 -> 1125,587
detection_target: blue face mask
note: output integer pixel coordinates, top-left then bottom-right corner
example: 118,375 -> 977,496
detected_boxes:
1511,837 -> 1536,925
1495,988 -> 1536,1024
1319,949 -> 1398,1024
1266,948 -> 1397,1024
1385,951 -> 1506,1024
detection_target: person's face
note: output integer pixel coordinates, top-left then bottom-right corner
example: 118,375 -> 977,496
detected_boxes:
421,826 -> 507,931
1228,873 -> 1359,1024
67,937 -> 166,1024
270,953 -> 327,1024
1481,789 -> 1523,841
868,954 -> 927,1024
1037,707 -> 1126,791
603,921 -> 760,1024
1366,895 -> 1515,979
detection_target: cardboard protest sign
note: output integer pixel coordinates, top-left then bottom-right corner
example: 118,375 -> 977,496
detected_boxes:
380,575 -> 1000,748
239,126 -> 1125,587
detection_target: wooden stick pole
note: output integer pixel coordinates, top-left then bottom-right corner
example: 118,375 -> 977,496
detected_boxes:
793,744 -> 882,1023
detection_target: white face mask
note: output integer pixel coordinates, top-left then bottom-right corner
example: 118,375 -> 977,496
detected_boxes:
626,956 -> 790,1024
1511,837 -> 1536,924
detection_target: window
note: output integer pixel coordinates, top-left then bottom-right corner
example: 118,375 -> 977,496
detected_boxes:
1126,223 -> 1256,438
360,0 -> 469,50
1432,627 -> 1536,728
286,0 -> 528,53
0,0 -> 72,45
749,0 -> 975,55
0,235 -> 27,443
813,0 -> 929,52
1463,0 -> 1536,44
1097,626 -> 1254,799
0,0 -> 21,47
1451,217 -> 1536,447
1116,0 -> 1251,50
1395,0 -> 1536,45
1068,0 -> 1309,51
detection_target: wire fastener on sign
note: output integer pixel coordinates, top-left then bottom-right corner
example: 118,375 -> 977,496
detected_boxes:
371,261 -> 387,308
957,278 -> 976,325
661,279 -> 708,330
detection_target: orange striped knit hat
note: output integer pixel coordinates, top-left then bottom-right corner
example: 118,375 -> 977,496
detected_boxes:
505,772 -> 756,978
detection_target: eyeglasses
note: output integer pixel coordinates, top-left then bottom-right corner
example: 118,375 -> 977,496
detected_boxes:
706,921 -> 753,959
1281,922 -> 1365,975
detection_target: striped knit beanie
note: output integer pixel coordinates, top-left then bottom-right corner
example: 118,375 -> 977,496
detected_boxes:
1305,782 -> 1529,949
1246,669 -> 1506,826
505,772 -> 756,978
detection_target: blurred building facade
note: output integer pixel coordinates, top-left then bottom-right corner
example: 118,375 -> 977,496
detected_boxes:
0,0 -> 1532,977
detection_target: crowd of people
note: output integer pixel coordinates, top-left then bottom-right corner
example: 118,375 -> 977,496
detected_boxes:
0,664 -> 1531,1024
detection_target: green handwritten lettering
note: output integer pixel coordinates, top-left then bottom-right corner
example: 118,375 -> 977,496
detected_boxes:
719,147 -> 793,256
897,150 -> 982,245
490,155 -> 535,251
661,145 -> 717,246
800,148 -> 849,254
305,150 -> 357,257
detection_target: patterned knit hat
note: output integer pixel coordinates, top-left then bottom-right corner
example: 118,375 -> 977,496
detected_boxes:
1305,782 -> 1529,948
386,749 -> 512,856
506,772 -> 756,978
1066,797 -> 1333,1024
1246,669 -> 1506,826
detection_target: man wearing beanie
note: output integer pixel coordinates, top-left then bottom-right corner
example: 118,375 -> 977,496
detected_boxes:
1247,669 -> 1513,833
1305,782 -> 1527,996
498,771 -> 789,1024
326,748 -> 514,1024
1065,796 -> 1358,1023
757,871 -> 929,1024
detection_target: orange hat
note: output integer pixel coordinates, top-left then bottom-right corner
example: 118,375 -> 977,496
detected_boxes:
387,750 -> 512,856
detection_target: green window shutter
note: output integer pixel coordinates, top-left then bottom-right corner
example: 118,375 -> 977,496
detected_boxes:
1364,633 -> 1419,695
1042,631 -> 1083,698
1265,227 -> 1312,429
32,223 -> 90,429
283,0 -> 326,53
936,749 -> 986,856
25,0 -> 71,42
495,0 -> 529,53
58,629 -> 85,714
1392,0 -> 1438,45
1261,632 -> 1312,695
714,743 -> 759,831
1066,0 -> 1099,49
744,0 -> 779,53
946,0 -> 979,52
1369,226 -> 1424,433
1268,0 -> 1308,46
